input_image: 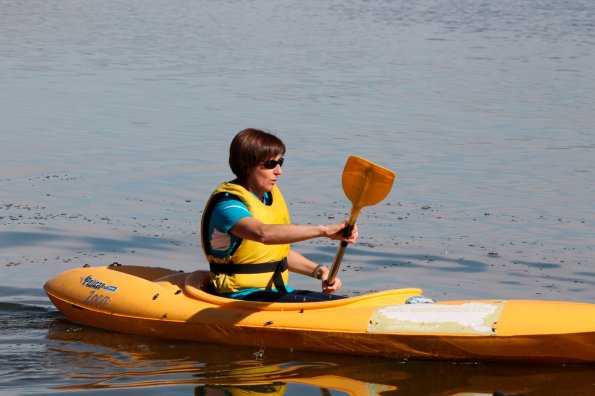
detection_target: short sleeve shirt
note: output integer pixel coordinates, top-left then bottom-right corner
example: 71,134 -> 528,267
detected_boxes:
208,193 -> 251,257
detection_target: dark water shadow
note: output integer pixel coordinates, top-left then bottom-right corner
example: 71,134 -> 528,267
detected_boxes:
0,285 -> 47,299
0,230 -> 174,252
308,245 -> 489,273
514,260 -> 562,270
508,271 -> 595,287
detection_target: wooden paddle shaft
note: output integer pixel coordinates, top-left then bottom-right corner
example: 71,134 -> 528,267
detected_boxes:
327,241 -> 347,285
327,220 -> 356,285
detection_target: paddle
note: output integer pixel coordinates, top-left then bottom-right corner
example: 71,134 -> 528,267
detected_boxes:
327,156 -> 396,286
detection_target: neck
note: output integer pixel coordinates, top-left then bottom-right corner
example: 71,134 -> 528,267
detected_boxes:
238,180 -> 264,201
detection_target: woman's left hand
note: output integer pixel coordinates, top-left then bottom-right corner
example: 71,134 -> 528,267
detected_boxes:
327,221 -> 358,243
343,223 -> 358,243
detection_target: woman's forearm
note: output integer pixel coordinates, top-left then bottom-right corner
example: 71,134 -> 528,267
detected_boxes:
286,249 -> 320,276
231,217 -> 342,245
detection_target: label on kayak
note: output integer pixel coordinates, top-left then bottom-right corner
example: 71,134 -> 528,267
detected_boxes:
368,302 -> 505,335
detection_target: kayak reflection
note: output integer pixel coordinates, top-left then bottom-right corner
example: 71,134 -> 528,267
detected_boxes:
192,360 -> 396,396
46,319 -> 595,396
195,384 -> 287,396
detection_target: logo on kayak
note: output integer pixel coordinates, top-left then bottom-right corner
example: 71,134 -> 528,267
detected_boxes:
80,275 -> 118,292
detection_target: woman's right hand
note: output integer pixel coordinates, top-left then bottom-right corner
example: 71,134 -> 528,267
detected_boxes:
318,266 -> 342,293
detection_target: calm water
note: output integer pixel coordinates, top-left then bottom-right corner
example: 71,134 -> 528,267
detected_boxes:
2,0 -> 595,394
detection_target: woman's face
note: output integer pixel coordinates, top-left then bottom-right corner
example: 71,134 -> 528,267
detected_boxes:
245,155 -> 284,198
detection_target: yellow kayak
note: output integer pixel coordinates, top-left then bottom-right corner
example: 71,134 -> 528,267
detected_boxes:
44,263 -> 595,363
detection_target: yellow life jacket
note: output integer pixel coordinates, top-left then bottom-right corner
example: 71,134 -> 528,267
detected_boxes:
197,384 -> 287,396
201,181 -> 291,294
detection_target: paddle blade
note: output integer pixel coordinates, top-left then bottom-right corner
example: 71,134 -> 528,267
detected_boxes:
327,156 -> 396,286
342,156 -> 396,211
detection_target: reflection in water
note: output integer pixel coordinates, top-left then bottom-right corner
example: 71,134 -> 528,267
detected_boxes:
44,318 -> 595,396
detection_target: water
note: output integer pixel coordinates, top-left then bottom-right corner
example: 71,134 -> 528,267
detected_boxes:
2,0 -> 595,394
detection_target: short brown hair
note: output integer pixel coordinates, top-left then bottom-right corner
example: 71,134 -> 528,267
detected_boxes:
229,128 -> 286,181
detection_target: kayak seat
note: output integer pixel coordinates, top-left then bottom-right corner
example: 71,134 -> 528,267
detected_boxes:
187,270 -> 213,292
153,271 -> 192,293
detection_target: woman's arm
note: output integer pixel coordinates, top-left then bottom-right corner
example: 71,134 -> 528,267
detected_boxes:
286,249 -> 342,293
230,216 -> 357,245
229,216 -> 355,293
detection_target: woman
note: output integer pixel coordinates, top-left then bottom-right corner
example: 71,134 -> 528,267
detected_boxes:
201,128 -> 358,302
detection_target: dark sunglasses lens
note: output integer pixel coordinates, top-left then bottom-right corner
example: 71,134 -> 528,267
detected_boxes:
263,158 -> 284,169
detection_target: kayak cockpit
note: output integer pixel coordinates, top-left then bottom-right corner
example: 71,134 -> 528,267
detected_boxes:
182,270 -> 424,311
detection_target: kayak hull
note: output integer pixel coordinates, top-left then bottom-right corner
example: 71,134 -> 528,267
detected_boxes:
44,264 -> 595,363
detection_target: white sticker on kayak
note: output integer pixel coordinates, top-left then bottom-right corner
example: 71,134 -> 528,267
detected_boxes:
368,302 -> 505,335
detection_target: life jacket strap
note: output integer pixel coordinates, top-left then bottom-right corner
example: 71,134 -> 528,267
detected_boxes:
209,258 -> 289,294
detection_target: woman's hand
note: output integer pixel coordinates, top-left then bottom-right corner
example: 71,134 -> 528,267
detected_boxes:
319,266 -> 342,293
324,220 -> 358,244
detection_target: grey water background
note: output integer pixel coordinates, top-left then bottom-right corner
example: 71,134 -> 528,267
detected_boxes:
1,0 -> 595,395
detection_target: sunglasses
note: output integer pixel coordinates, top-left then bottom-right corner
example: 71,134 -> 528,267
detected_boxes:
262,158 -> 284,169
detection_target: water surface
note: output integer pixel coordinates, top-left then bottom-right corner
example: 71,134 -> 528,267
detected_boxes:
2,0 -> 595,394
